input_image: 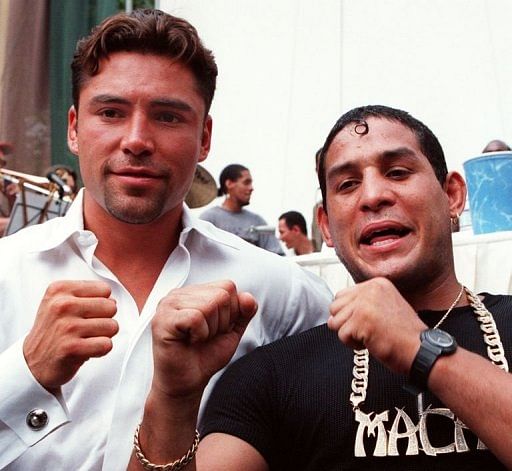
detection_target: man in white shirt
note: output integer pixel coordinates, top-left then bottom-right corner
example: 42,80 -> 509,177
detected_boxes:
0,9 -> 331,470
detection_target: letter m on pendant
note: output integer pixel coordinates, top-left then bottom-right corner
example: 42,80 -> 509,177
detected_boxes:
354,409 -> 389,457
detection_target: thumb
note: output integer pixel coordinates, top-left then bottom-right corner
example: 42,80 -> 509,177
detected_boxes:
232,292 -> 258,335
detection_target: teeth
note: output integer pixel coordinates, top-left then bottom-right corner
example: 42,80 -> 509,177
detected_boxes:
371,238 -> 397,246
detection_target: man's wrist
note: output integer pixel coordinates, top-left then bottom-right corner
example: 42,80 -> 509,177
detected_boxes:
134,423 -> 199,471
405,328 -> 458,395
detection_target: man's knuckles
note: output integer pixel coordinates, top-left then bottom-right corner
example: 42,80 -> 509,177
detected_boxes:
45,280 -> 111,297
159,287 -> 234,317
59,336 -> 113,361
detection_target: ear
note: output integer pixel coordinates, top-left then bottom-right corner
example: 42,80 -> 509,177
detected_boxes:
198,115 -> 212,163
67,106 -> 79,156
444,171 -> 467,218
225,177 -> 236,192
317,203 -> 334,247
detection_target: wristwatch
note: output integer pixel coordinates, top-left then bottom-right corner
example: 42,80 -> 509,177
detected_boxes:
405,328 -> 457,395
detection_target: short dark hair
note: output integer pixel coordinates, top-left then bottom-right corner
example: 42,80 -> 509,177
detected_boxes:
279,211 -> 308,236
315,147 -> 323,174
218,164 -> 248,196
318,105 -> 447,211
71,9 -> 218,114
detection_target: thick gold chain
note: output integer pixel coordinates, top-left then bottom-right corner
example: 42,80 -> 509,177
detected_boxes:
465,287 -> 509,372
350,286 -> 508,411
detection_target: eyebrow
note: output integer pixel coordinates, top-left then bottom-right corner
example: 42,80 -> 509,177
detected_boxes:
381,146 -> 417,161
90,94 -> 194,112
326,146 -> 420,181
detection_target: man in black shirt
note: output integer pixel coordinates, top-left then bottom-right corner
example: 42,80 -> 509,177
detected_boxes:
132,106 -> 512,470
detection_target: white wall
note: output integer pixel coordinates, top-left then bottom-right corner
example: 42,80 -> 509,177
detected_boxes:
161,0 -> 512,232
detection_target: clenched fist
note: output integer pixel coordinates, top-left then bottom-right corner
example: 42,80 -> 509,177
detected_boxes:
150,280 -> 258,399
327,277 -> 426,375
23,280 -> 118,392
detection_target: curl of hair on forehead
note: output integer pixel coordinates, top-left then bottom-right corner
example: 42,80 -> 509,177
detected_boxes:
354,121 -> 369,135
317,105 -> 448,213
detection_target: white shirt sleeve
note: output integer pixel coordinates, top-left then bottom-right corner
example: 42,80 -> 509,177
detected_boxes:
280,264 -> 332,336
0,338 -> 70,468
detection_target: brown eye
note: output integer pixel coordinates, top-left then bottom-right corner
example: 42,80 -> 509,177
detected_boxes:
337,180 -> 359,192
387,168 -> 410,179
157,112 -> 179,123
101,109 -> 121,118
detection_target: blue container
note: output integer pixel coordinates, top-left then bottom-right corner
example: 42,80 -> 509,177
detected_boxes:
463,152 -> 512,234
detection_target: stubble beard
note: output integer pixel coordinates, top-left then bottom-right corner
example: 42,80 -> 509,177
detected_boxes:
335,238 -> 451,295
104,185 -> 169,224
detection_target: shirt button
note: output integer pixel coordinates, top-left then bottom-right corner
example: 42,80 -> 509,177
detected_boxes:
26,409 -> 48,430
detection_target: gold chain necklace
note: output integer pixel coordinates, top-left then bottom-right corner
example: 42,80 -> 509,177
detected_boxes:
349,286 -> 509,457
350,285 -> 509,411
433,283 -> 464,329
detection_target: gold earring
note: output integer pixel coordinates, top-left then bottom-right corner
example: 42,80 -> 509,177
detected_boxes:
450,214 -> 460,232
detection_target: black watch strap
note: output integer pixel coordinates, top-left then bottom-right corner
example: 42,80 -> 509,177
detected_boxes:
404,328 -> 457,395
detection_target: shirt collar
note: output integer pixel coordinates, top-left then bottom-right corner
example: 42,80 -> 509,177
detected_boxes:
29,188 -> 87,253
180,204 -> 240,250
30,191 -> 239,253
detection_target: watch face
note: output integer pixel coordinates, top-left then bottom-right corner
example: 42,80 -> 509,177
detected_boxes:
425,328 -> 455,348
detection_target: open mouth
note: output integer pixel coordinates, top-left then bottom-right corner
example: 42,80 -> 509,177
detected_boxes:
360,226 -> 411,246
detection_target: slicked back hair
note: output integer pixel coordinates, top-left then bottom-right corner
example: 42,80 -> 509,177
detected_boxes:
71,9 -> 218,114
318,105 -> 447,211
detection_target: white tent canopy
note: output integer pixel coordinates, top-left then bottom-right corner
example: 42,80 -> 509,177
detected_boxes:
162,0 -> 512,232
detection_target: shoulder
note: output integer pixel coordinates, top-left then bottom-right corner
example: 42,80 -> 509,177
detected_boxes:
200,206 -> 223,220
257,323 -> 337,356
0,217 -> 61,252
481,293 -> 512,313
231,324 -> 340,373
241,208 -> 266,224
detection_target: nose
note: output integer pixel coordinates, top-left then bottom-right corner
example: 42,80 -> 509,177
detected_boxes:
359,172 -> 395,212
120,113 -> 155,157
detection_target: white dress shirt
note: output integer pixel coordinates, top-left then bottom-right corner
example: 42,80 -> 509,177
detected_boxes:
0,190 -> 331,470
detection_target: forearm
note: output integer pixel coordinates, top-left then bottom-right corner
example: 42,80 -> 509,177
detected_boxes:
127,389 -> 201,471
428,347 -> 512,467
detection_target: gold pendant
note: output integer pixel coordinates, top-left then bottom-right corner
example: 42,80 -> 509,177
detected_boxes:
354,407 -> 489,457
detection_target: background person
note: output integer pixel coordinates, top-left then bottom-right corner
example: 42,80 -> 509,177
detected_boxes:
0,10 -> 331,470
200,163 -> 284,254
482,139 -> 511,153
278,210 -> 314,255
44,164 -> 80,199
141,105 -> 512,470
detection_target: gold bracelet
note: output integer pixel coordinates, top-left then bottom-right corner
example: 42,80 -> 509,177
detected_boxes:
133,423 -> 200,471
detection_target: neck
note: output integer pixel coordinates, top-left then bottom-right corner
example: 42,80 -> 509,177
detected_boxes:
83,192 -> 182,311
295,237 -> 314,256
222,197 -> 242,212
403,272 -> 466,313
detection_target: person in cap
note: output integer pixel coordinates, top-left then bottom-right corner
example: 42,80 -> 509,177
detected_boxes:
0,10 -> 331,470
